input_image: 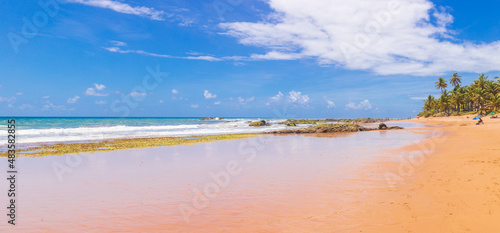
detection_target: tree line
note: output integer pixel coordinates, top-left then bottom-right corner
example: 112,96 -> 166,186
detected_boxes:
419,73 -> 500,117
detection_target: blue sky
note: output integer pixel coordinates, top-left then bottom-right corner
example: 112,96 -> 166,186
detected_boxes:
1,0 -> 500,118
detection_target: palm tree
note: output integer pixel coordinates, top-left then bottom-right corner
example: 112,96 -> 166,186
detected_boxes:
423,95 -> 435,111
488,94 -> 500,112
474,74 -> 488,90
450,72 -> 462,87
473,88 -> 487,113
451,91 -> 463,113
420,73 -> 500,116
435,77 -> 448,93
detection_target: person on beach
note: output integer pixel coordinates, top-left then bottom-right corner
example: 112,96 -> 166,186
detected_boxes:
476,118 -> 484,125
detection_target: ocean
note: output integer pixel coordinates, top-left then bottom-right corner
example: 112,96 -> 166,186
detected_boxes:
0,117 -> 295,145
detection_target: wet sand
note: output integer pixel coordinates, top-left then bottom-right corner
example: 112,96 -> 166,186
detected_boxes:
0,124 -> 425,232
1,118 -> 498,232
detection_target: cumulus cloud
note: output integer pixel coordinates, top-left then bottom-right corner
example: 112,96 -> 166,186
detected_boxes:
324,98 -> 336,108
95,100 -> 107,105
42,101 -> 71,111
346,100 -> 373,110
67,96 -> 80,104
42,95 -> 50,99
67,0 -> 165,20
86,83 -> 108,96
266,91 -> 310,106
288,91 -> 310,104
204,90 -> 217,99
159,100 -> 165,103
15,92 -> 23,95
220,0 -> 500,76
172,89 -> 179,94
266,91 -> 284,105
238,96 -> 255,104
190,104 -> 199,108
214,101 -> 221,105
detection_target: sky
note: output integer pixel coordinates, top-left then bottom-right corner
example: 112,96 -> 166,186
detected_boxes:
1,0 -> 500,118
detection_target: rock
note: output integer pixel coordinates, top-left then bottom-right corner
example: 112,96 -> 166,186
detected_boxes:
268,123 -> 404,134
378,123 -> 388,130
199,117 -> 224,121
249,120 -> 270,127
286,122 -> 297,126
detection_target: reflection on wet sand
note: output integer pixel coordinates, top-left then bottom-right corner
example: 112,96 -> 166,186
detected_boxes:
0,125 -> 427,232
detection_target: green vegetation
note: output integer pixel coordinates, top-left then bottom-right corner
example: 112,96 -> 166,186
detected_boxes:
279,119 -> 324,124
1,134 -> 255,157
269,123 -> 403,134
418,73 -> 500,117
249,120 -> 270,126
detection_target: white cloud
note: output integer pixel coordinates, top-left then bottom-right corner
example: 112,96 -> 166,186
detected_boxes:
42,101 -> 71,111
67,0 -> 165,21
214,101 -> 221,105
42,95 -> 50,99
220,0 -> 500,76
172,89 -> 179,94
159,100 -> 164,103
266,91 -> 284,105
287,91 -> 310,104
172,96 -> 186,100
93,83 -> 106,91
0,97 -> 16,103
18,104 -> 34,110
266,91 -> 310,106
129,91 -> 147,97
110,40 -> 126,46
86,83 -> 108,96
95,100 -> 107,105
346,100 -> 373,110
410,96 -> 427,100
238,96 -> 255,104
204,90 -> 217,99
105,47 -> 224,61
15,92 -> 23,95
190,104 -> 199,108
324,98 -> 336,108
67,96 -> 80,104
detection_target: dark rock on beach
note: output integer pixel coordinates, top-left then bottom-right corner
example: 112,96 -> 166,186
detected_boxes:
249,120 -> 270,127
199,117 -> 224,121
268,123 -> 403,134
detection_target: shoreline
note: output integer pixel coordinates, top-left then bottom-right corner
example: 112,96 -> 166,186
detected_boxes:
3,134 -> 257,157
4,122 -> 407,157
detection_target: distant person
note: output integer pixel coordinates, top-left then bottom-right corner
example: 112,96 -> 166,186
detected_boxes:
476,118 -> 484,125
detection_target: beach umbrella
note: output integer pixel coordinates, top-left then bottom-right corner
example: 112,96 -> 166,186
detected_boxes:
473,116 -> 481,120
490,112 -> 495,115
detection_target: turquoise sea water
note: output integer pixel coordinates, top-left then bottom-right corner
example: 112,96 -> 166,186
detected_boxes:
0,117 -> 290,145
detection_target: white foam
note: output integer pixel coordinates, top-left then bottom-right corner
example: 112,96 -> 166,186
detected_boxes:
0,119 -> 291,145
